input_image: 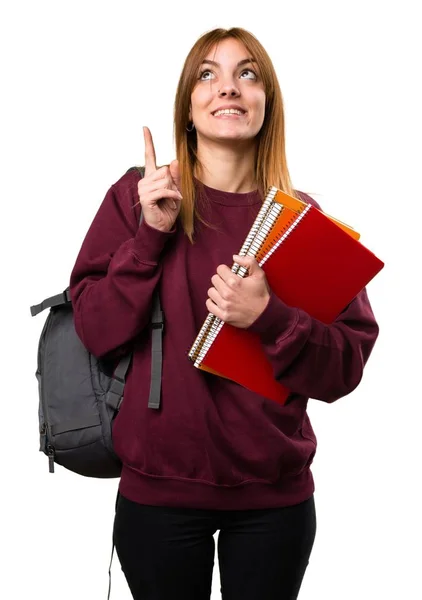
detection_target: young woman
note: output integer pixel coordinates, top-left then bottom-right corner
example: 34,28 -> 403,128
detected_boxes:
70,27 -> 379,600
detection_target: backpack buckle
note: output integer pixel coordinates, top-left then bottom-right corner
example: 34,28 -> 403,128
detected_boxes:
151,309 -> 164,331
30,288 -> 72,316
106,376 -> 125,411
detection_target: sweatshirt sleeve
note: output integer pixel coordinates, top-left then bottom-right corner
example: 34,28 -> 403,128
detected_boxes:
69,172 -> 175,358
247,191 -> 380,403
247,287 -> 379,403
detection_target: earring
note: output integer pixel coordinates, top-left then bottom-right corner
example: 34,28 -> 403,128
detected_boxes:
186,122 -> 195,132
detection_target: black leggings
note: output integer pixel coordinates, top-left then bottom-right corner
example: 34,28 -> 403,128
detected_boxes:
113,493 -> 316,600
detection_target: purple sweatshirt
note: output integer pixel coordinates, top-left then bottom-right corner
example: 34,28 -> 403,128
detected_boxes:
70,169 -> 379,510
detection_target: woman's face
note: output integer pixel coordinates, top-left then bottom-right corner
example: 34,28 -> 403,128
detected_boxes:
190,38 -> 266,146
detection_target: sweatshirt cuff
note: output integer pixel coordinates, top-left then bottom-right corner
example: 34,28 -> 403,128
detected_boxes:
132,218 -> 176,263
247,291 -> 299,343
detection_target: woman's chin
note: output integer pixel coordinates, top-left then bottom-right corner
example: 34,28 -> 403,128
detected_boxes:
203,130 -> 255,144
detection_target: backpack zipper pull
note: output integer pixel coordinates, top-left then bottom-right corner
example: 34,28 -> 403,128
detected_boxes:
47,445 -> 55,473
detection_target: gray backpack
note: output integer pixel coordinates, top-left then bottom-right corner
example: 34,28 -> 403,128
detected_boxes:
30,167 -> 164,478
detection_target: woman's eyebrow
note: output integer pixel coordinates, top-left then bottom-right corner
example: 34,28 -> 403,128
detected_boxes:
201,58 -> 256,67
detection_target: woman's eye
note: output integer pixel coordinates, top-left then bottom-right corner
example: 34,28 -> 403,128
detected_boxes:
199,70 -> 214,80
240,69 -> 257,80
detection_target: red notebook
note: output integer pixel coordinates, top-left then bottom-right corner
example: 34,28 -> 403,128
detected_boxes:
188,196 -> 384,404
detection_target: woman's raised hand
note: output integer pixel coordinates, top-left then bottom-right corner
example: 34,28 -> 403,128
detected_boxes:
137,126 -> 182,232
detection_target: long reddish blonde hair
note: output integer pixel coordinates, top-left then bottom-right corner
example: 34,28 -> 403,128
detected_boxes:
174,27 -> 299,242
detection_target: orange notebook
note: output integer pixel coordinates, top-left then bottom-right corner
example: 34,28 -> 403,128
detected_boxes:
188,187 -> 384,404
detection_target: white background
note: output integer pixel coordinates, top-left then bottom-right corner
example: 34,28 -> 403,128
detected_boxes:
1,1 -> 421,598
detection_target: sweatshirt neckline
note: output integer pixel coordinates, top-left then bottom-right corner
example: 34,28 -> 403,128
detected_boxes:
195,178 -> 262,206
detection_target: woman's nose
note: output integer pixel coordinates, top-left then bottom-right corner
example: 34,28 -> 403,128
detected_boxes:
218,82 -> 240,97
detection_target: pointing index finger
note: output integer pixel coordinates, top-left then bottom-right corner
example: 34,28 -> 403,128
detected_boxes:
143,126 -> 157,176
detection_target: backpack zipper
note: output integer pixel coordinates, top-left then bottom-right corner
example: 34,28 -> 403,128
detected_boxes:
40,422 -> 55,473
37,313 -> 56,473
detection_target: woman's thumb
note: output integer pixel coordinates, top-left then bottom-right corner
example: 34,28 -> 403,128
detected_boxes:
233,254 -> 259,275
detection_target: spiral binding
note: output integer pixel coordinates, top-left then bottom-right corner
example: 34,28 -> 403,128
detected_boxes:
232,186 -> 278,273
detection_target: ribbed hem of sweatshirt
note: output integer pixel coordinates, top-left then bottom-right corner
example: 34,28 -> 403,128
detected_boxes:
119,465 -> 314,510
132,218 -> 176,263
246,291 -> 300,343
